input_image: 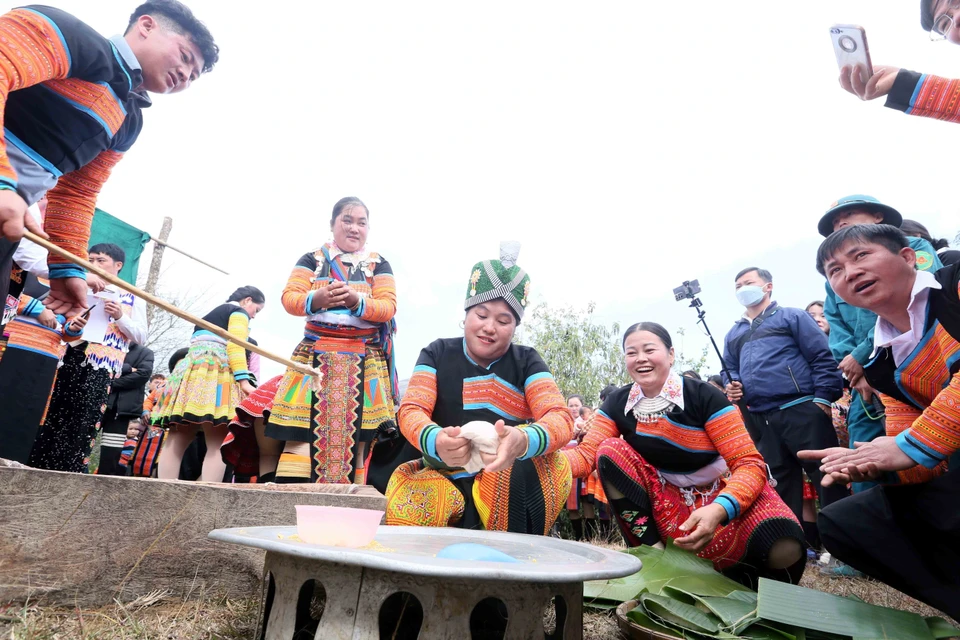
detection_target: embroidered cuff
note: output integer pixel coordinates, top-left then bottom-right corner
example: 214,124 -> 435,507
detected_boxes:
884,69 -> 923,113
0,180 -> 16,191
23,298 -> 45,317
305,291 -> 316,314
519,423 -> 548,460
713,493 -> 739,523
233,370 -> 253,382
63,323 -> 83,338
420,423 -> 442,461
49,264 -> 87,280
350,297 -> 366,318
895,430 -> 942,469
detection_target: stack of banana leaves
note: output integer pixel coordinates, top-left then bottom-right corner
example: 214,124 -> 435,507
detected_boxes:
584,542 -> 959,640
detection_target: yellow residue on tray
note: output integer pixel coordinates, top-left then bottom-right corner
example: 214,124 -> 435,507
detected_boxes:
277,533 -> 305,543
359,540 -> 395,553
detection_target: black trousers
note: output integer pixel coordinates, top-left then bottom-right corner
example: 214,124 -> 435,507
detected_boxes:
754,401 -> 849,520
819,468 -> 960,618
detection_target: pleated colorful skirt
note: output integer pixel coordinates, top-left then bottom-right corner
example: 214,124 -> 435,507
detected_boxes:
152,339 -> 240,429
266,331 -> 395,484
595,438 -> 803,577
385,452 -> 572,535
220,374 -> 283,477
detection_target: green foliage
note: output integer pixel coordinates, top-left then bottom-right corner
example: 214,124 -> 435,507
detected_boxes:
675,327 -> 711,376
523,302 -> 627,403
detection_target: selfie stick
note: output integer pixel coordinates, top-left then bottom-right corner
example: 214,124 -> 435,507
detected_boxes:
687,295 -> 734,382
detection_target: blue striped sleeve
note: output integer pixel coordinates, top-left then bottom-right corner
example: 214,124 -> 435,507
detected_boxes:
421,424 -> 442,461
519,423 -> 548,459
896,430 -> 943,469
49,264 -> 86,280
304,291 -> 316,314
713,493 -> 739,522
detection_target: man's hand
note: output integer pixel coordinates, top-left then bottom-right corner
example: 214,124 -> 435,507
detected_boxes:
838,354 -> 864,385
0,190 -> 45,242
46,278 -> 88,317
37,308 -> 57,329
816,402 -> 832,417
85,273 -> 106,294
798,436 -> 914,486
675,502 -> 727,552
852,376 -> 876,404
479,420 -> 529,473
839,64 -> 899,101
140,410 -> 152,427
435,426 -> 471,467
104,300 -> 124,320
725,381 -> 743,402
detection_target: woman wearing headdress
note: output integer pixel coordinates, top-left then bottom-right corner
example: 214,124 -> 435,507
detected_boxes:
385,243 -> 573,534
564,322 -> 806,585
260,196 -> 398,484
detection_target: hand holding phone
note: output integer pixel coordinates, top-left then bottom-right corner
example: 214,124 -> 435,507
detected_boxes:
831,24 -> 900,101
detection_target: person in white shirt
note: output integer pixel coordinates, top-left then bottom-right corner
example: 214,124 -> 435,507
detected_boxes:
29,243 -> 148,473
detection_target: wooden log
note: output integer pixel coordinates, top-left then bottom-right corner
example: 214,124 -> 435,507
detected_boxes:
0,465 -> 386,607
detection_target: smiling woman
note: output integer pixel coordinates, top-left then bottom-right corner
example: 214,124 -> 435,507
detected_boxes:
563,322 -> 806,588
384,243 -> 575,535
220,197 -> 400,485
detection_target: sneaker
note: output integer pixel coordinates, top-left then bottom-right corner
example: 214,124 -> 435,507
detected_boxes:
820,562 -> 864,578
806,548 -> 818,561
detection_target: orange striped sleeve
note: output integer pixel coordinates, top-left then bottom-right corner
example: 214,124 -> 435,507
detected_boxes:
0,8 -> 71,190
519,371 -> 573,459
280,264 -> 315,317
358,261 -> 396,324
398,361 -> 442,462
563,411 -> 619,479
705,405 -> 767,519
891,375 -> 958,483
45,150 -> 123,279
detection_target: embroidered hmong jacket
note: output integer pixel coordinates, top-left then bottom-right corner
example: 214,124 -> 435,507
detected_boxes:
280,245 -> 397,333
194,303 -> 254,383
0,5 -> 148,279
565,378 -> 768,523
399,337 -> 573,477
81,290 -> 135,376
864,262 -> 960,485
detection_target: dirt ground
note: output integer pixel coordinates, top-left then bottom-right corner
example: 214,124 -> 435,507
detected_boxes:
1,561 -> 951,640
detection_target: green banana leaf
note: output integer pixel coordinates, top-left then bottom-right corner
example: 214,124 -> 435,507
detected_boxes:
727,591 -> 759,605
641,593 -> 722,635
926,617 -> 960,640
626,606 -> 685,638
584,545 -> 662,606
757,578 -> 935,640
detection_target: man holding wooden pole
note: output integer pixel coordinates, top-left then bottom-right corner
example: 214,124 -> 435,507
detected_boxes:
0,0 -> 218,463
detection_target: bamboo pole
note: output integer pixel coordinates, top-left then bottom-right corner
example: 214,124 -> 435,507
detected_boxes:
23,230 -> 319,381
149,235 -> 230,275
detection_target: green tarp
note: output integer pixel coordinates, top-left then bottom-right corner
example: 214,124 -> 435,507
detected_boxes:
88,208 -> 150,285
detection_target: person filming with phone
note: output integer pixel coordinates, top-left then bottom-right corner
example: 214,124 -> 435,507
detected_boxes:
834,2 -> 960,123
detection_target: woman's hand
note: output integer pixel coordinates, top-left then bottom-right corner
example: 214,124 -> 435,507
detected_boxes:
674,502 -> 727,552
239,380 -> 256,399
435,426 -> 471,467
66,313 -> 88,334
37,308 -> 57,329
311,281 -> 351,312
479,420 -> 529,473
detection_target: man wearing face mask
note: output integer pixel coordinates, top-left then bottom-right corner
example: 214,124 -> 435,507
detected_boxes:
721,267 -> 847,521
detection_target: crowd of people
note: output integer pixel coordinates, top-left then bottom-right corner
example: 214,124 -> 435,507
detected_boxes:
0,0 -> 958,623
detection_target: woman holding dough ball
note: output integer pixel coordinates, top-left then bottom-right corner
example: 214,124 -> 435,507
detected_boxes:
385,242 -> 574,534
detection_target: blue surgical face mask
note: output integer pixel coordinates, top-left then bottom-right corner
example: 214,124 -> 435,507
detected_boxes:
736,285 -> 766,307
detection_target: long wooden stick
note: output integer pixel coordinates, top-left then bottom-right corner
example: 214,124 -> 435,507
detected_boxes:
149,235 -> 230,275
23,230 -> 318,379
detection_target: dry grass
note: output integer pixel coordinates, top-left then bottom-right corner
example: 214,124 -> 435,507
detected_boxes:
1,533 -> 951,640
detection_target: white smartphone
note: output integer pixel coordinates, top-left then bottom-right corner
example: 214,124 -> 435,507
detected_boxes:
830,24 -> 873,77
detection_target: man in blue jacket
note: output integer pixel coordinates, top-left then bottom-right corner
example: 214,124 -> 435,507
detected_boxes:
817,195 -> 942,493
723,267 -> 847,520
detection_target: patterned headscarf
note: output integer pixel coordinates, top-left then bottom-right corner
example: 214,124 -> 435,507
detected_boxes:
464,241 -> 531,322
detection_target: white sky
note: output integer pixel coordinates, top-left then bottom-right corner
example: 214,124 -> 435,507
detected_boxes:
20,0 -> 960,389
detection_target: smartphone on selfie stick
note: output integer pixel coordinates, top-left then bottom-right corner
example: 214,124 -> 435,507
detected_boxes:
830,24 -> 873,79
